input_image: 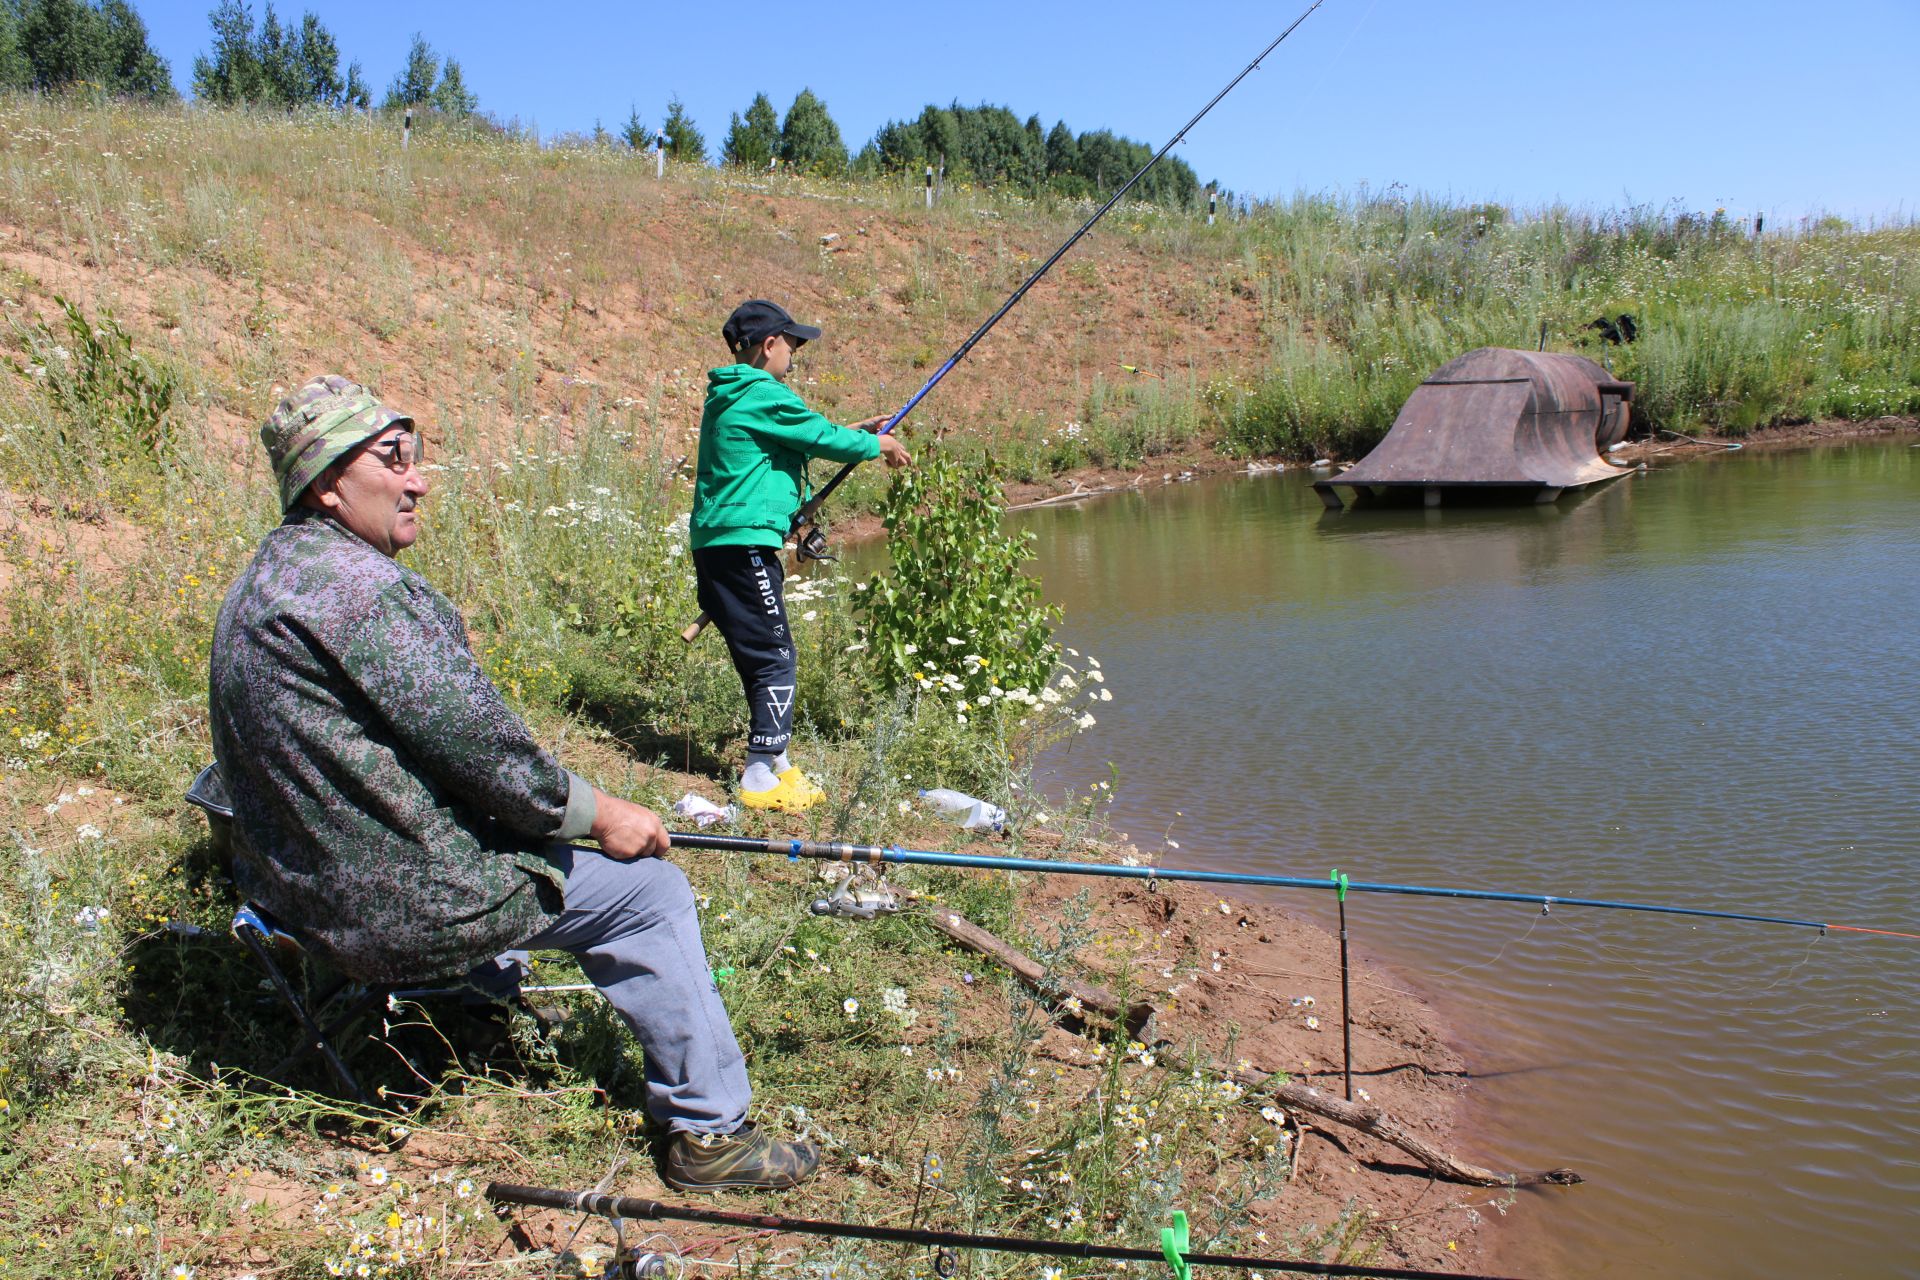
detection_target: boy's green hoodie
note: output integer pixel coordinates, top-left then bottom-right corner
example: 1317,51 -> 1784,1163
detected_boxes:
690,363 -> 881,551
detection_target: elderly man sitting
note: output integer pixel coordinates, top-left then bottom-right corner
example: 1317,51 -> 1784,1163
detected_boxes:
208,374 -> 815,1192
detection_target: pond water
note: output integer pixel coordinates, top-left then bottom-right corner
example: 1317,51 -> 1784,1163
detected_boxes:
1008,441 -> 1918,1278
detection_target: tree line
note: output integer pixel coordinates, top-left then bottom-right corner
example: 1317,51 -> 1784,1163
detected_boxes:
0,0 -> 171,97
644,88 -> 1203,209
865,102 -> 1202,206
1,0 -> 477,117
193,3 -> 475,116
2,0 -> 1208,206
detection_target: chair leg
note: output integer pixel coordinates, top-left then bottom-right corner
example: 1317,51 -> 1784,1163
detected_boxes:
235,922 -> 374,1107
290,987 -> 392,1086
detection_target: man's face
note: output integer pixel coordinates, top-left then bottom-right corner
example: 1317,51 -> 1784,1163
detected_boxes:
312,427 -> 429,556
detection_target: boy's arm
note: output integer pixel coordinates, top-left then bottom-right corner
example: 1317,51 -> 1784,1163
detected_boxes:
742,383 -> 883,464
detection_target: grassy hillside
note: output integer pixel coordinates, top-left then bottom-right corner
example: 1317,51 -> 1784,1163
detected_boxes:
4,99 -> 1910,486
0,96 -> 1914,1278
0,98 -> 1271,491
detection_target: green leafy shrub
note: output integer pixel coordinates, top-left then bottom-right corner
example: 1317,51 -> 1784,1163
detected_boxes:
855,448 -> 1058,705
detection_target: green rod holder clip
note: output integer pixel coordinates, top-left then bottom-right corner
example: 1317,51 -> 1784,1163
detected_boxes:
1160,1208 -> 1191,1280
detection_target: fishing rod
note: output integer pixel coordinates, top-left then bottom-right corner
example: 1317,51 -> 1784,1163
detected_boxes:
682,1 -> 1326,643
663,832 -> 1920,940
486,1182 -> 1529,1280
797,0 -> 1324,533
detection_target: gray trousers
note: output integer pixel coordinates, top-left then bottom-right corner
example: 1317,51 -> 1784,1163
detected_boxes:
479,847 -> 751,1135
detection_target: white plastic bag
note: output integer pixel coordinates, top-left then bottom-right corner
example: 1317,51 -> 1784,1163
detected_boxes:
672,793 -> 738,828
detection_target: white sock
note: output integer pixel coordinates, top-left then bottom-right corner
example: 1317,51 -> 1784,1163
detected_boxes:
772,751 -> 791,774
742,753 -> 780,793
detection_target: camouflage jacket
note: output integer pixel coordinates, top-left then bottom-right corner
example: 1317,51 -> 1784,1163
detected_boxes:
208,510 -> 595,982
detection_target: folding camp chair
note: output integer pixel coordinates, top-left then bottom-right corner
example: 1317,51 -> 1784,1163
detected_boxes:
184,764 -> 495,1106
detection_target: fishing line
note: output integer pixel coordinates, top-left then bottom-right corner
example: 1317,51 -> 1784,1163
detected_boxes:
1532,909 -> 1829,1003
1416,911 -> 1551,983
1746,931 -> 1826,996
1292,0 -> 1385,104
552,1155 -> 635,1272
1520,910 -> 1677,982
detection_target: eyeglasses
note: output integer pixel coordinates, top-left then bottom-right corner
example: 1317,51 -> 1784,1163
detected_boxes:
363,433 -> 423,472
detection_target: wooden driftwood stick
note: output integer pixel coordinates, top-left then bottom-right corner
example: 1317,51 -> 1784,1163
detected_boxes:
919,906 -> 1577,1188
920,906 -> 1155,1039
1003,486 -> 1101,512
1153,1042 -> 1583,1188
1268,1079 -> 1582,1187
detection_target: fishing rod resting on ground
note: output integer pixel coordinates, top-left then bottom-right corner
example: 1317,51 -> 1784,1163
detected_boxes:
485,1182 -> 1531,1280
682,0 -> 1327,642
660,831 -> 1920,940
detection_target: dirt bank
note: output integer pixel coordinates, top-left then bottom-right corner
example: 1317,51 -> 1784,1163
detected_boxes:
1609,413 -> 1918,463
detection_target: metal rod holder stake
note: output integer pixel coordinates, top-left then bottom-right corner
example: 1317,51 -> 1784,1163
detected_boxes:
1332,869 -> 1354,1102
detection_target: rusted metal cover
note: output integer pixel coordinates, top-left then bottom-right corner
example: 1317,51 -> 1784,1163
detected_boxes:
1316,348 -> 1633,506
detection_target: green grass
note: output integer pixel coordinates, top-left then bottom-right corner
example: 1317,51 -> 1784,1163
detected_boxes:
1224,194 -> 1920,454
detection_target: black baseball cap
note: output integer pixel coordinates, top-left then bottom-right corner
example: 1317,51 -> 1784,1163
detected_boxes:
722,299 -> 822,354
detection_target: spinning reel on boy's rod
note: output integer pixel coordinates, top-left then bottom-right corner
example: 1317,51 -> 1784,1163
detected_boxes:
792,524 -> 836,565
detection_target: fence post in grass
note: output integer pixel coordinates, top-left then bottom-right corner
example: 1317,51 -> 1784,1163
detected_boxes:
402,106 -> 412,151
1207,186 -> 1216,226
655,130 -> 666,179
924,164 -> 933,209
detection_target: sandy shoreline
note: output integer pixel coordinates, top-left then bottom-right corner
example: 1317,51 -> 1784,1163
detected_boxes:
1020,871 -> 1511,1274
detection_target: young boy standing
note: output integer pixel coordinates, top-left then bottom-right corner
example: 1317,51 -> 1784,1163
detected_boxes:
692,299 -> 911,812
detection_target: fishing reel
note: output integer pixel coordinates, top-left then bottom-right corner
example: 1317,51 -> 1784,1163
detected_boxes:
607,1219 -> 682,1279
809,864 -> 902,921
619,1251 -> 673,1279
794,524 -> 836,564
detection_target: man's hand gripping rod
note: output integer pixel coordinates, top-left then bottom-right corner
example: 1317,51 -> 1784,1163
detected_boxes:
680,0 -> 1325,643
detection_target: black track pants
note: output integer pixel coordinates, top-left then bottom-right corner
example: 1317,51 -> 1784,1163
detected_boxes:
692,545 -> 795,755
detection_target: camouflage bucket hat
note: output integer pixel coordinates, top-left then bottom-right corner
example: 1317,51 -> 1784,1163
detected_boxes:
262,374 -> 414,511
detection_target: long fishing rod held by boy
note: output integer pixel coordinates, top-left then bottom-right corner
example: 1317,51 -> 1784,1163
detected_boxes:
680,0 -> 1328,641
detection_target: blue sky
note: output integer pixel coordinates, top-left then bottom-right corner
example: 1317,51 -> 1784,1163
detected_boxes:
136,0 -> 1916,225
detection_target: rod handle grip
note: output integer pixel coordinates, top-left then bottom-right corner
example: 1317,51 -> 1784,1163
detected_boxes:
681,611 -> 710,643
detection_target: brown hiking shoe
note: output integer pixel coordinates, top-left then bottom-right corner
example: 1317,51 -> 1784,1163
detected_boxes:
663,1123 -> 820,1192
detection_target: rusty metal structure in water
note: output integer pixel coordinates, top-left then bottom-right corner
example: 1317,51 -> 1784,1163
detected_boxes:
1314,347 -> 1636,509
